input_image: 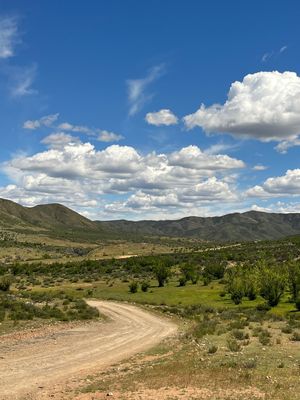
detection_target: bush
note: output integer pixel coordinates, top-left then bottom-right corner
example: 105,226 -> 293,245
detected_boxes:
227,338 -> 241,352
129,281 -> 138,293
208,344 -> 218,354
0,275 -> 13,292
258,329 -> 271,345
178,276 -> 187,287
295,297 -> 300,311
291,331 -> 300,341
141,281 -> 150,292
232,329 -> 248,340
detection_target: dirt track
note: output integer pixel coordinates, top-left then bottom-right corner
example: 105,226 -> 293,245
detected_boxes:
0,301 -> 177,399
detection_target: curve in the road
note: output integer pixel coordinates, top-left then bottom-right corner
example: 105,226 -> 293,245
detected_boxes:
0,300 -> 177,399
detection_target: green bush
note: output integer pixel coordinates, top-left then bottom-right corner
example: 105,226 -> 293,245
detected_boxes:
227,338 -> 241,352
129,281 -> 138,293
141,281 -> 150,292
0,275 -> 13,292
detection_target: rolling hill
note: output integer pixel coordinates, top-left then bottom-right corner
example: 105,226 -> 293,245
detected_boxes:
1,197 -> 300,242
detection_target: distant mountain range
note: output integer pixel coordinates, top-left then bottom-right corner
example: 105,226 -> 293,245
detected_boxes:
1,197 -> 300,242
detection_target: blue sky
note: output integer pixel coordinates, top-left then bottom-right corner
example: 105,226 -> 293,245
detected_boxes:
1,0 -> 300,220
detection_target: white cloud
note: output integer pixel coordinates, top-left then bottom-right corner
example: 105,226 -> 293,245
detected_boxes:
0,142 -> 245,219
247,169 -> 300,198
127,64 -> 165,116
253,164 -> 268,171
23,114 -> 59,130
97,130 -> 124,142
10,64 -> 37,97
41,132 -> 81,149
0,16 -> 19,59
183,71 -> 300,148
145,109 -> 178,126
57,122 -> 91,134
275,138 -> 300,154
261,45 -> 288,63
168,145 -> 245,170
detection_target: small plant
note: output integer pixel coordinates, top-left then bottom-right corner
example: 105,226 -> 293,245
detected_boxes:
278,362 -> 285,368
258,329 -> 271,345
232,329 -> 247,340
291,331 -> 300,341
207,344 -> 218,354
141,281 -> 150,292
281,325 -> 293,334
129,281 -> 138,293
227,338 -> 241,352
243,358 -> 257,369
295,297 -> 300,311
0,275 -> 13,292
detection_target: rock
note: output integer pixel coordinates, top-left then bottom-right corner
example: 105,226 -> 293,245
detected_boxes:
107,393 -> 114,397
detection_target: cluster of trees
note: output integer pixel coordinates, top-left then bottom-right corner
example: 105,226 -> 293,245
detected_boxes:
225,260 -> 300,309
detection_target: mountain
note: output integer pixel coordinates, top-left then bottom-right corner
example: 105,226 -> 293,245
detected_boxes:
100,211 -> 300,241
0,198 -> 96,231
1,197 -> 300,242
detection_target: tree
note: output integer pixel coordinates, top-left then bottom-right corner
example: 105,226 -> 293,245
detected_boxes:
287,261 -> 300,302
153,262 -> 171,287
259,266 -> 286,307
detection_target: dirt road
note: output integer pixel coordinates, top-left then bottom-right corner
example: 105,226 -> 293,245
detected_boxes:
0,301 -> 177,399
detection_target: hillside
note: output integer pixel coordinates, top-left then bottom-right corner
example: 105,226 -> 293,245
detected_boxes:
0,198 -> 96,231
2,198 -> 300,242
100,211 -> 300,241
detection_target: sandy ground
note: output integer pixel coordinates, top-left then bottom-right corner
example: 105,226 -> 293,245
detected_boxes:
0,301 -> 177,400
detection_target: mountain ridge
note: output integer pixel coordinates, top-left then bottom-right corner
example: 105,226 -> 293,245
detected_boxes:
1,197 -> 300,242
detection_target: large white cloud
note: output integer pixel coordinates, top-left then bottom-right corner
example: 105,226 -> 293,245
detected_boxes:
247,169 -> 300,198
145,109 -> 178,126
184,71 -> 300,145
0,142 -> 245,219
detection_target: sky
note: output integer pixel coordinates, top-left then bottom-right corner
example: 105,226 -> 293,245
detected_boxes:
0,0 -> 300,220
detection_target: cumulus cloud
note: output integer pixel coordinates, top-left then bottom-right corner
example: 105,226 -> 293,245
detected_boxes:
97,130 -> 124,142
184,71 -> 300,148
23,114 -> 59,130
168,145 -> 245,170
0,142 -> 245,219
145,109 -> 178,126
41,132 -> 81,149
127,64 -> 165,116
0,16 -> 19,59
247,169 -> 300,198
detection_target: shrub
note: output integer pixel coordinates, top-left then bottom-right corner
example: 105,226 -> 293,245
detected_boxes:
227,338 -> 241,352
141,281 -> 150,292
291,331 -> 300,341
129,281 -> 138,293
295,297 -> 300,311
232,329 -> 247,340
178,276 -> 187,287
208,344 -> 218,354
258,329 -> 271,345
0,275 -> 13,292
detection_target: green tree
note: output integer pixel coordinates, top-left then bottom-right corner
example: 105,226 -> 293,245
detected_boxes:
287,261 -> 300,302
153,262 -> 171,287
259,266 -> 286,307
